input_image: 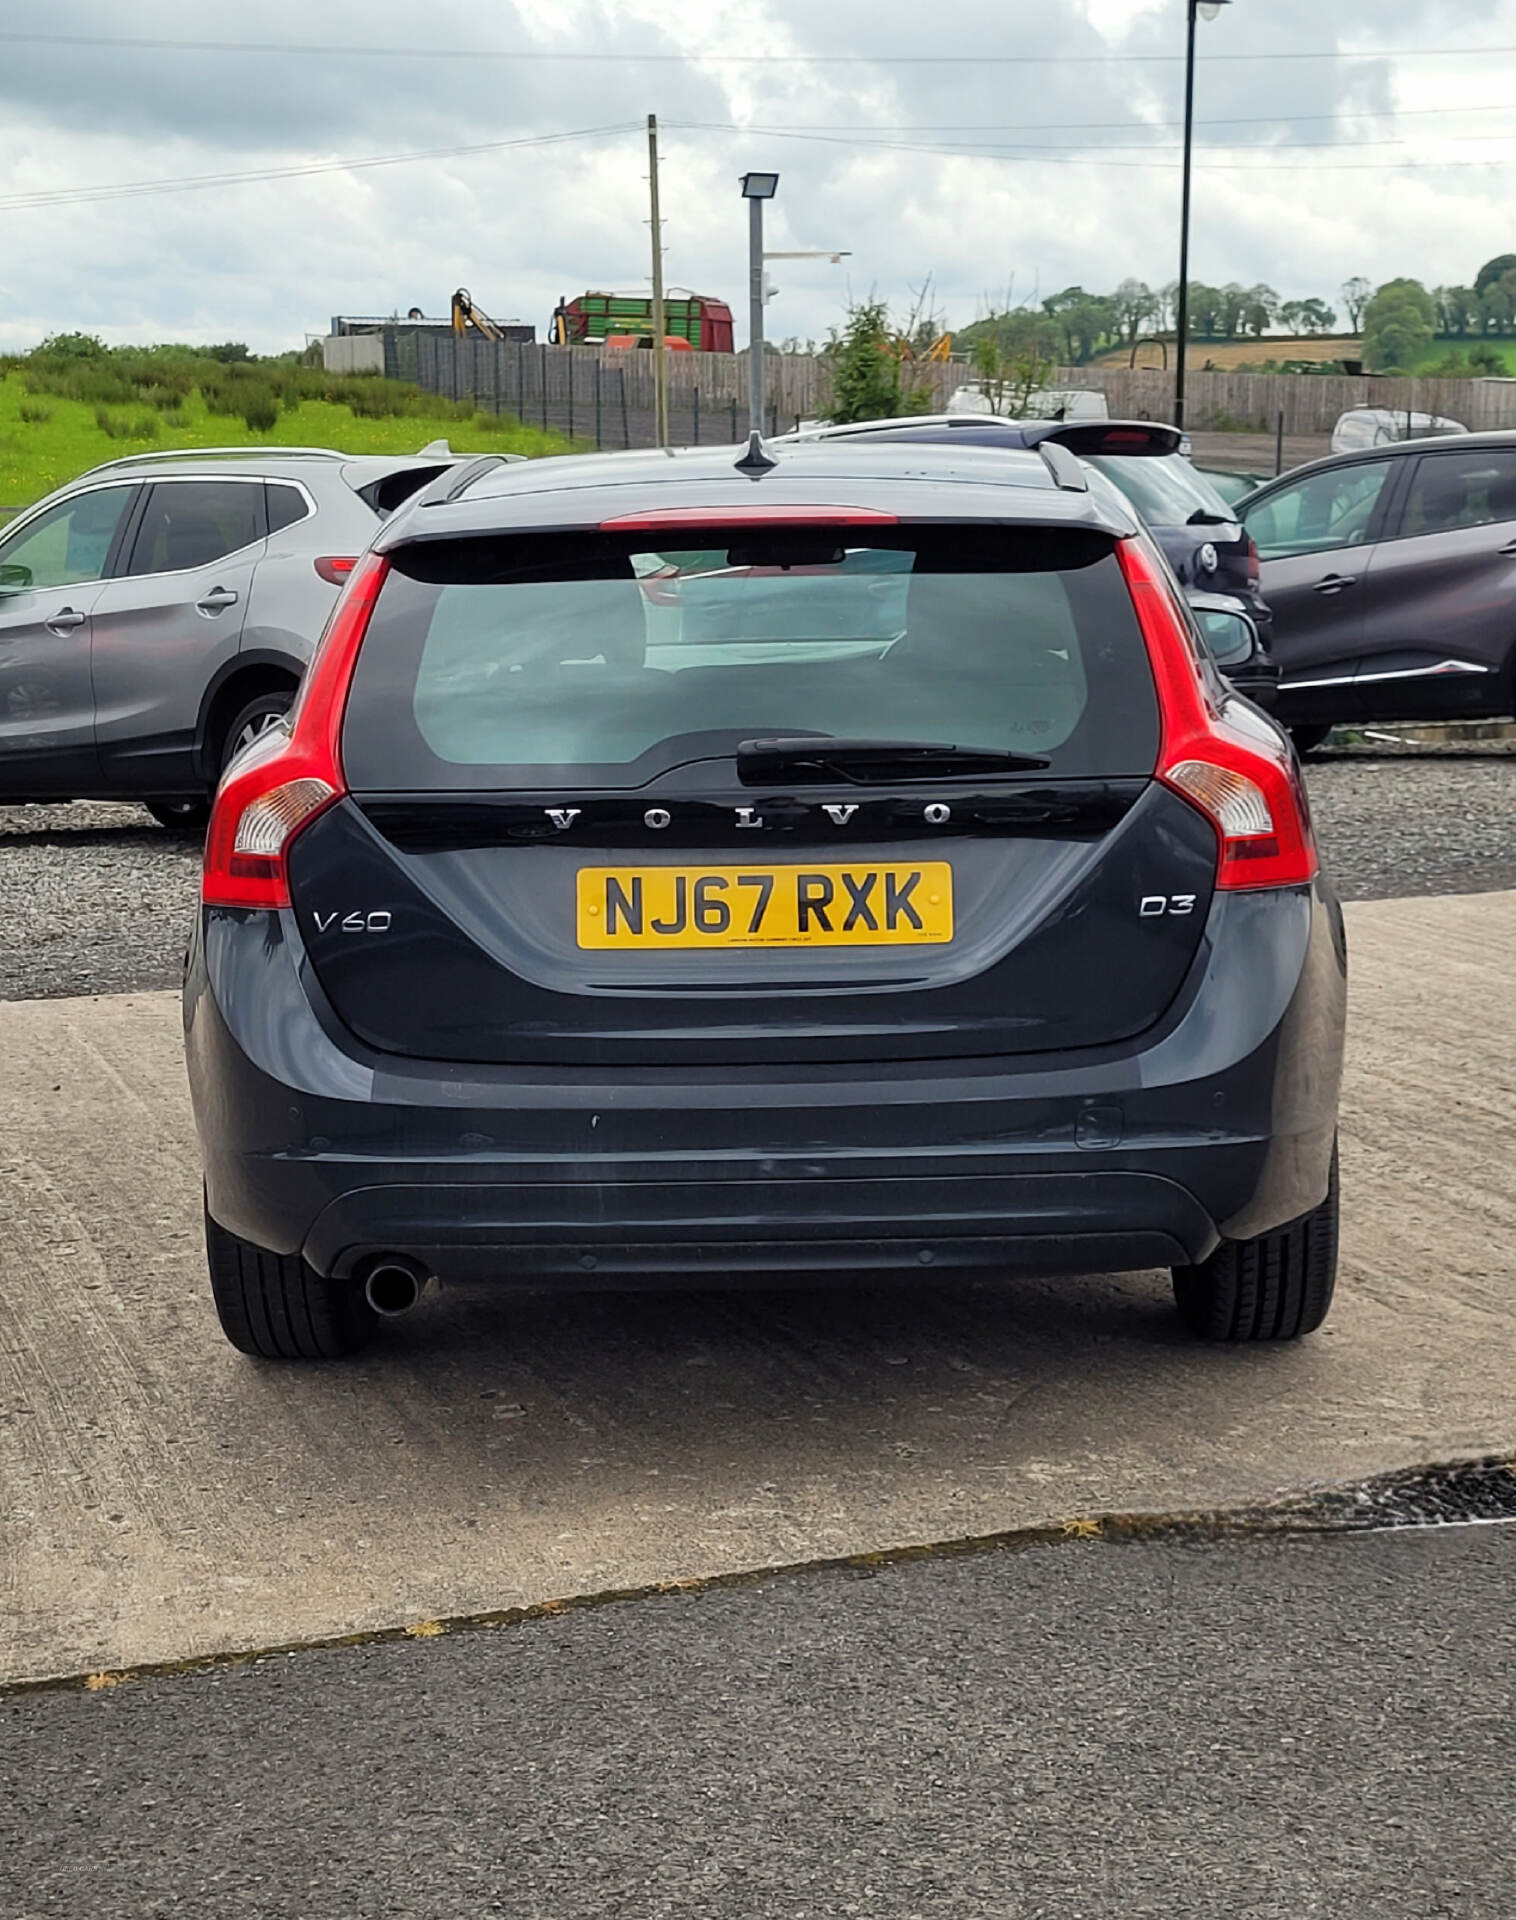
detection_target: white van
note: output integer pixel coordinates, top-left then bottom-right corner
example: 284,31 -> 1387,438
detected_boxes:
1329,407 -> 1468,454
946,383 -> 1110,422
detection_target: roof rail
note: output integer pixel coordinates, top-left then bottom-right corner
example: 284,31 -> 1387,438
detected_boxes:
1037,441 -> 1088,492
85,445 -> 349,474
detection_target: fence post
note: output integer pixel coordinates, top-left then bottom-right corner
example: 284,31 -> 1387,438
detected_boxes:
1275,409 -> 1285,476
693,385 -> 700,445
516,342 -> 525,422
620,367 -> 631,448
567,353 -> 574,442
594,359 -> 603,450
540,345 -> 548,432
730,398 -> 738,441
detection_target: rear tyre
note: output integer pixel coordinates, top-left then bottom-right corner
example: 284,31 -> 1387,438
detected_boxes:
144,796 -> 210,832
219,689 -> 294,773
1289,724 -> 1333,756
1172,1147 -> 1339,1342
205,1206 -> 375,1360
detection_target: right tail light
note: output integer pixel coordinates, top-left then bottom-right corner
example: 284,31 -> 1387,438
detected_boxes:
1118,536 -> 1316,891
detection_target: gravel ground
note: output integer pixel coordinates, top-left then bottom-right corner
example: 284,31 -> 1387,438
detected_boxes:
0,747 -> 1512,1001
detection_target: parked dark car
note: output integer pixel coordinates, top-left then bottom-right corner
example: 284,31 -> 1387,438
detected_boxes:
1238,431 -> 1516,746
0,444 -> 475,828
782,416 -> 1273,642
185,436 -> 1344,1362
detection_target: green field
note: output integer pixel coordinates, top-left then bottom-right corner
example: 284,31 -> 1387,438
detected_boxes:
0,373 -> 574,519
1405,337 -> 1516,376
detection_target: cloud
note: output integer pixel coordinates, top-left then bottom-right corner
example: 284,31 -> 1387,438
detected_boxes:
3,0 -> 1516,353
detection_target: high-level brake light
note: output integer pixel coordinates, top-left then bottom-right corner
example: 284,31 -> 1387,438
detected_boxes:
1117,536 -> 1316,891
202,553 -> 389,910
600,506 -> 897,531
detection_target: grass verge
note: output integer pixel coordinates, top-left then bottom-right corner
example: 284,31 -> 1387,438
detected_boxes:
0,374 -> 576,516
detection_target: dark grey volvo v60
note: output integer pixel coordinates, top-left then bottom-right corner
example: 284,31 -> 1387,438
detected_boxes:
184,438 -> 1345,1360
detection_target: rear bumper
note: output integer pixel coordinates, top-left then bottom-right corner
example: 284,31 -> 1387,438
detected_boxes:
184,883 -> 1346,1285
301,1172 -> 1220,1282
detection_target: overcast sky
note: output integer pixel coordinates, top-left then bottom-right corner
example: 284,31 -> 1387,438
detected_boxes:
3,0 -> 1515,353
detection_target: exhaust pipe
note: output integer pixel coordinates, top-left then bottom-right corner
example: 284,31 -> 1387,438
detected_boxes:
363,1259 -> 426,1318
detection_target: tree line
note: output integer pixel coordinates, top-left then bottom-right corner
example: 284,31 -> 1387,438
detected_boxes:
950,279 -> 1344,369
913,255 -> 1516,374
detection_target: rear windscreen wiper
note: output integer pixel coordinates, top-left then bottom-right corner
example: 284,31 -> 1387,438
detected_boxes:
736,735 -> 1051,784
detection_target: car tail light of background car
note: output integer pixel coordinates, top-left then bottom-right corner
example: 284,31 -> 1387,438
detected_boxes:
202,553 -> 389,909
314,555 -> 359,585
1117,537 -> 1316,891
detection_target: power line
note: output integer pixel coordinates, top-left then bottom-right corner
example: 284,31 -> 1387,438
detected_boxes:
721,103 -> 1516,134
701,123 -> 1516,155
5,29 -> 1516,64
666,121 -> 1516,171
0,124 -> 643,212
7,110 -> 1516,218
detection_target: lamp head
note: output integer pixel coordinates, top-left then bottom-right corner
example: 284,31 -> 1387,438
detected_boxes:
740,172 -> 780,200
1196,1 -> 1231,17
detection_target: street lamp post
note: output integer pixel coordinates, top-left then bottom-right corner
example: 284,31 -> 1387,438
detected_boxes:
1174,0 -> 1231,432
741,171 -> 779,439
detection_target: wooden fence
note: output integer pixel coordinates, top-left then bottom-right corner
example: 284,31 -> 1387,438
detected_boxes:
1040,366 -> 1516,435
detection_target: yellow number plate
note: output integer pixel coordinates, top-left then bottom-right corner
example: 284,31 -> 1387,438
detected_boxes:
576,862 -> 954,949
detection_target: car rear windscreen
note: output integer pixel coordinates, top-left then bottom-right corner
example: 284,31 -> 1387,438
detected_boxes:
341,525 -> 1160,790
1085,454 -> 1236,527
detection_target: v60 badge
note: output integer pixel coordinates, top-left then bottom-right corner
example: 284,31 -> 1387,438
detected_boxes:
313,910 -> 393,934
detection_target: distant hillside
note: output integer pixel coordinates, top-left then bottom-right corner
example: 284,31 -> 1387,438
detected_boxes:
1089,337 -> 1363,372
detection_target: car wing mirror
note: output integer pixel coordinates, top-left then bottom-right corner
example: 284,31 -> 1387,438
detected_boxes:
0,563 -> 33,590
1195,605 -> 1259,669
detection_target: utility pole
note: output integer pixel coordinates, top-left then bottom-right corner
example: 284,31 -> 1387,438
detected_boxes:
647,114 -> 669,448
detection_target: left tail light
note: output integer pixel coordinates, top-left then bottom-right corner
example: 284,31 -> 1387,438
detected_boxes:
1245,534 -> 1261,587
203,553 -> 389,909
1117,537 -> 1316,891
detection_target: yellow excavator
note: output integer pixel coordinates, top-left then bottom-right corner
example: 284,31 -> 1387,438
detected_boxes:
451,288 -> 507,341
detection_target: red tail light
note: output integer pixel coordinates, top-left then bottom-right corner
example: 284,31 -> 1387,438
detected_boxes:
203,553 -> 389,909
1245,534 -> 1261,587
314,555 -> 359,586
1117,537 -> 1315,891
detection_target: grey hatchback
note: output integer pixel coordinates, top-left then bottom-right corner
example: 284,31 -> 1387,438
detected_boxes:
0,443 -> 470,827
184,436 -> 1344,1361
1239,431 -> 1516,743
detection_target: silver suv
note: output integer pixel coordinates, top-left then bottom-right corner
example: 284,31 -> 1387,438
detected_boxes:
0,444 -> 467,828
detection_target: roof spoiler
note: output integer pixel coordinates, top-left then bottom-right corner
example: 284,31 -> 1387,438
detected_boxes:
1041,421 -> 1182,458
1037,442 -> 1088,492
412,452 -> 529,508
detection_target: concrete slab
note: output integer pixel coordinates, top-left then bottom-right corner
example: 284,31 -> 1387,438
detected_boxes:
2,892 -> 1513,1686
